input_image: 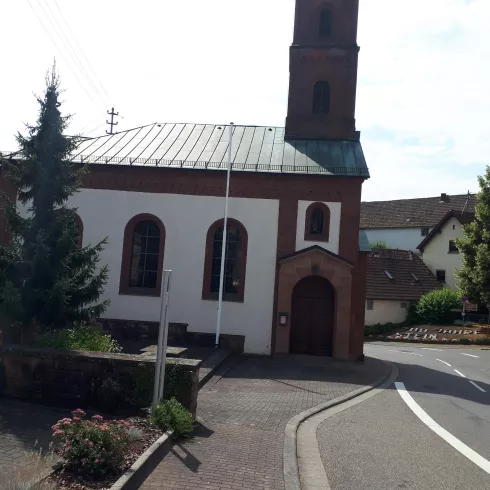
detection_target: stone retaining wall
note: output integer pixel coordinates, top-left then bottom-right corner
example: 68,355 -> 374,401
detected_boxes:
102,318 -> 245,353
0,345 -> 201,416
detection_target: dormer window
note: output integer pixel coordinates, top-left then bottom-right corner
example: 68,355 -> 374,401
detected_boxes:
319,10 -> 332,37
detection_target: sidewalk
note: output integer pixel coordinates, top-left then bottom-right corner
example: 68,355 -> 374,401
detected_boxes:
140,354 -> 389,490
0,398 -> 66,484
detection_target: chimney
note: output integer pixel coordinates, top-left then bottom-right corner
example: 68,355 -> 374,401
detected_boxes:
440,193 -> 450,203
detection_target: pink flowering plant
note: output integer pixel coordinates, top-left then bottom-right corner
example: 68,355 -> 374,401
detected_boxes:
52,409 -> 131,476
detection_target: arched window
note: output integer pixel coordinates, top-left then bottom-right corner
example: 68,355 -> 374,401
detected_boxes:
119,214 -> 165,296
305,202 -> 330,242
312,81 -> 331,114
319,10 -> 332,37
310,208 -> 324,235
202,218 -> 248,302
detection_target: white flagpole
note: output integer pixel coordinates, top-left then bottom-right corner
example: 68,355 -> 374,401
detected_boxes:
215,122 -> 234,348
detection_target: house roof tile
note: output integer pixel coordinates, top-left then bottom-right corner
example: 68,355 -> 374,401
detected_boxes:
367,249 -> 442,301
361,193 -> 477,229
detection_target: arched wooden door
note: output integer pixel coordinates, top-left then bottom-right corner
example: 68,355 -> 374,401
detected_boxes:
290,276 -> 335,356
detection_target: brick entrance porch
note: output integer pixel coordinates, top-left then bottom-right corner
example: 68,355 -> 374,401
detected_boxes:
274,246 -> 354,360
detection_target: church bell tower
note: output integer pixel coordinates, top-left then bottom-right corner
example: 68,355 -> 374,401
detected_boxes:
285,0 -> 360,140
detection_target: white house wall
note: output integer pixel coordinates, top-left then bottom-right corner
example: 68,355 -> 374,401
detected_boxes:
365,300 -> 408,325
296,201 -> 341,253
421,217 -> 462,290
21,190 -> 279,355
363,228 -> 431,252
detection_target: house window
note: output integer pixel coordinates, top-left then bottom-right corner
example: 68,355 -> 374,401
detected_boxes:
202,218 -> 248,302
436,270 -> 446,282
421,227 -> 429,236
367,300 -> 374,311
319,10 -> 332,37
312,81 -> 331,114
304,202 -> 331,242
119,214 -> 165,296
453,224 -> 456,230
449,240 -> 459,253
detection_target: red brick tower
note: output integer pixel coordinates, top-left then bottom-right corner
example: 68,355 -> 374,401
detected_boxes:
285,0 -> 360,140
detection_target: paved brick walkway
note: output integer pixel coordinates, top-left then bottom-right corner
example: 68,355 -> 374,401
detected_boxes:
0,398 -> 67,480
140,354 -> 389,490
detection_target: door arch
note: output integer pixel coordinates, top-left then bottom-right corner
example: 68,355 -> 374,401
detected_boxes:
290,275 -> 335,356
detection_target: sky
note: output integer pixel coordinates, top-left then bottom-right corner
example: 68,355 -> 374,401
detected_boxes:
1,0 -> 488,201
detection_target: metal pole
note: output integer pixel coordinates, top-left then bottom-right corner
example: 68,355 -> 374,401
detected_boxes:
151,269 -> 169,416
215,122 -> 234,348
158,271 -> 172,401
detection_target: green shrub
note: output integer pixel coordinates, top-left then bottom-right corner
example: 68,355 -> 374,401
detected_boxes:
475,337 -> 490,345
36,323 -> 121,353
460,337 -> 470,344
150,398 -> 194,438
130,362 -> 192,408
52,409 -> 130,476
364,322 -> 405,336
416,288 -> 460,324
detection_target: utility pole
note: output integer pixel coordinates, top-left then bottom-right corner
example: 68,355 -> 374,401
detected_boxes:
106,107 -> 119,135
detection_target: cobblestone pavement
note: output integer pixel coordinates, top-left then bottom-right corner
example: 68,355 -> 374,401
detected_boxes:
0,398 -> 67,476
140,354 -> 389,490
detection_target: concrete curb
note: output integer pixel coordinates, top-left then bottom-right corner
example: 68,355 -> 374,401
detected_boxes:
109,431 -> 173,490
283,360 -> 396,490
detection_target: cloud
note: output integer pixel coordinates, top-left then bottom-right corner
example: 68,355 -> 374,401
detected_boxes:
358,0 -> 490,199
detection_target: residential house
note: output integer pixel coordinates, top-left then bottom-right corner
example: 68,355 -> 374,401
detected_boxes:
366,249 -> 442,325
417,210 -> 474,289
361,193 -> 476,251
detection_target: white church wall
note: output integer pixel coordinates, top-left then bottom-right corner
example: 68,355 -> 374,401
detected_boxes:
20,189 -> 279,355
295,201 -> 341,254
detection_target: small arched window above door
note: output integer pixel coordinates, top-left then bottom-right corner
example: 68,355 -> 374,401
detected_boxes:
305,202 -> 330,242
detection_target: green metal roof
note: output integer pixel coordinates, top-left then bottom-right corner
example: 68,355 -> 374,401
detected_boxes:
69,123 -> 369,177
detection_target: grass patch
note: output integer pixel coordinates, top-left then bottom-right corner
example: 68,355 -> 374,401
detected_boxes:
36,323 -> 121,353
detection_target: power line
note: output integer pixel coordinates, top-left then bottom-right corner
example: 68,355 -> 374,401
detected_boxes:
35,0 -> 107,110
25,0 -> 104,113
52,0 -> 112,104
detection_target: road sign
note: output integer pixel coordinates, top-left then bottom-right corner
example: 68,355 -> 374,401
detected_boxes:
461,296 -> 468,303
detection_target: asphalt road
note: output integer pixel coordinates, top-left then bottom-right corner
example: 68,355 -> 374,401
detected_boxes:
316,344 -> 490,490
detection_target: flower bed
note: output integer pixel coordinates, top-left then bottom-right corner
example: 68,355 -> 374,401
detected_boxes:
367,324 -> 490,345
46,410 -> 163,490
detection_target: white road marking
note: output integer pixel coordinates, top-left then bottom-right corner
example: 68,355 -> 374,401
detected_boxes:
461,353 -> 479,358
469,380 -> 486,393
422,348 -> 443,351
454,369 -> 466,378
436,359 -> 451,367
389,350 -> 423,357
395,382 -> 490,475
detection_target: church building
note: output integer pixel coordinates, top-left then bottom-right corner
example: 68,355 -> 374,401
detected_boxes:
0,0 -> 369,359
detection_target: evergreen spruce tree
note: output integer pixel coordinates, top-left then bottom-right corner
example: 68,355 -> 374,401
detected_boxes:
0,67 -> 108,334
455,168 -> 490,305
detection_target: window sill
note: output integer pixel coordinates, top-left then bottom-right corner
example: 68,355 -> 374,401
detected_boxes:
201,293 -> 244,303
119,287 -> 161,297
448,251 -> 460,255
304,234 -> 329,242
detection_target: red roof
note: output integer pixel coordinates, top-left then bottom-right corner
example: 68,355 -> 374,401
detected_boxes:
367,249 -> 442,301
361,193 -> 476,229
